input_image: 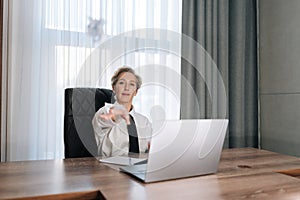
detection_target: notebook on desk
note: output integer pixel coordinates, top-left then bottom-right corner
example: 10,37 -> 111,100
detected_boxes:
120,119 -> 229,183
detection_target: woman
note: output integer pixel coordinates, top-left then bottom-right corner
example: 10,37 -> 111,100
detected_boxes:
92,66 -> 152,157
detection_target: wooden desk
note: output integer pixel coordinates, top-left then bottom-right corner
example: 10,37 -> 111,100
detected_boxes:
1,148 -> 300,200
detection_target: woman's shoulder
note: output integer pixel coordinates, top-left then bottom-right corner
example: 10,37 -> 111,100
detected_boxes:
134,112 -> 147,119
132,111 -> 150,123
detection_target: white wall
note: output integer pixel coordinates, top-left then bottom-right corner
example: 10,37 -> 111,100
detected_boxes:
260,0 -> 300,156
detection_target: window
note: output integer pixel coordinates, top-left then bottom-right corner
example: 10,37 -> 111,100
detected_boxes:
5,0 -> 182,161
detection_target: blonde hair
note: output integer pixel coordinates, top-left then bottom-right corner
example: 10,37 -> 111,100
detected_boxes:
111,66 -> 142,90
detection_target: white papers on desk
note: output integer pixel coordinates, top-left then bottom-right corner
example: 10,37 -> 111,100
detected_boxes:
99,156 -> 147,166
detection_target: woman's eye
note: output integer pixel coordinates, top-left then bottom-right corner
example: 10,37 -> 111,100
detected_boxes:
118,81 -> 124,85
130,83 -> 136,87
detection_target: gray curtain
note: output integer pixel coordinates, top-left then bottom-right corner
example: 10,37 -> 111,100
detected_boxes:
180,0 -> 258,148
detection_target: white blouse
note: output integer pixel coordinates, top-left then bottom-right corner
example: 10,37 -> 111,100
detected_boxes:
92,102 -> 152,157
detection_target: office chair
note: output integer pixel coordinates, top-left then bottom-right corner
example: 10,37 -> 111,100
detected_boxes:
64,87 -> 113,158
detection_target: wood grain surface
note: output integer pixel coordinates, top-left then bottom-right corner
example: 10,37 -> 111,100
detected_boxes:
1,148 -> 300,200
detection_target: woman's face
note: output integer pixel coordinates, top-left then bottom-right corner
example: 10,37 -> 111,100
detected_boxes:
113,72 -> 138,106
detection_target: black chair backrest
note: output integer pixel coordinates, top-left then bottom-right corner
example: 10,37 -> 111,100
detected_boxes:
64,88 -> 113,158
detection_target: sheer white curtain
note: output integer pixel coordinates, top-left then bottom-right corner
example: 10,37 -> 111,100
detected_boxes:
2,0 -> 182,161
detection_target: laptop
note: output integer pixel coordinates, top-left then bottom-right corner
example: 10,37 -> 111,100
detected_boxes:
120,119 -> 229,183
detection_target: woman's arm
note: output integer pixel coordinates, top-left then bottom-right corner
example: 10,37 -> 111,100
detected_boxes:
92,104 -> 130,156
98,104 -> 130,124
